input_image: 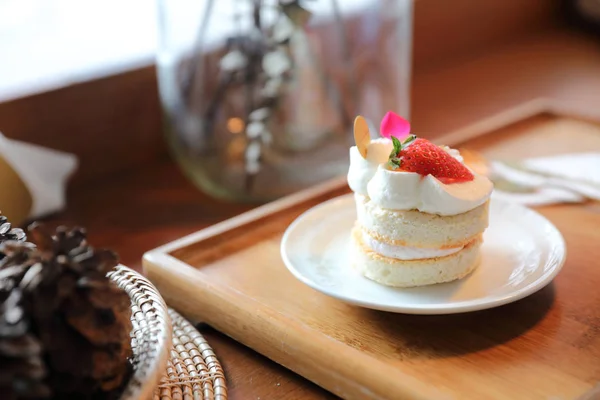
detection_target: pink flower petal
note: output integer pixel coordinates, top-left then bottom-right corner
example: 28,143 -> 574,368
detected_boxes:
380,111 -> 411,139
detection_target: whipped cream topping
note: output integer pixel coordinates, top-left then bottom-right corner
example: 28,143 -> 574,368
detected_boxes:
362,231 -> 463,260
347,138 -> 393,195
347,140 -> 493,215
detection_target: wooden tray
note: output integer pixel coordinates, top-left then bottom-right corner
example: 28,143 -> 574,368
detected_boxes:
144,100 -> 600,400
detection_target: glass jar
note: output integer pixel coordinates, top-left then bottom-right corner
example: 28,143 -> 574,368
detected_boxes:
157,0 -> 412,202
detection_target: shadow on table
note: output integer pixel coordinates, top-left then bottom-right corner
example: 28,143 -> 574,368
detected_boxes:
354,282 -> 556,359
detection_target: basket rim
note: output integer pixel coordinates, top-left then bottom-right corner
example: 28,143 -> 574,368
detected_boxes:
155,308 -> 228,399
108,264 -> 172,400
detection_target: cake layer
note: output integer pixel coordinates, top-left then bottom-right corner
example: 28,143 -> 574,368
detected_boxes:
360,229 -> 463,260
351,226 -> 482,287
355,193 -> 489,248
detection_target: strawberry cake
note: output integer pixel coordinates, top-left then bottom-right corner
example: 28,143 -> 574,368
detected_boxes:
347,112 -> 493,287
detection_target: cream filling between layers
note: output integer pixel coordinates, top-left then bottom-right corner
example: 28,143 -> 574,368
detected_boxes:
361,231 -> 463,260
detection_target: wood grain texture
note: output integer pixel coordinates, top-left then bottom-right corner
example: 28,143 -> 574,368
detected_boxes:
144,108 -> 600,400
413,0 -> 562,68
411,31 -> 600,136
0,66 -> 165,187
201,327 -> 337,400
38,160 -> 253,270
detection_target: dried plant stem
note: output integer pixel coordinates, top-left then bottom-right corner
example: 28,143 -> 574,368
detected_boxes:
244,0 -> 265,192
177,0 -> 348,196
181,0 -> 216,104
331,0 -> 355,134
204,73 -> 234,147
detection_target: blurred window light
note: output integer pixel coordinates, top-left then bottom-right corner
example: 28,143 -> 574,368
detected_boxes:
0,0 -> 157,102
0,0 -> 382,102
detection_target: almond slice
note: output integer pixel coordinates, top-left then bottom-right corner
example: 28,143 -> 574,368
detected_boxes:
353,115 -> 370,158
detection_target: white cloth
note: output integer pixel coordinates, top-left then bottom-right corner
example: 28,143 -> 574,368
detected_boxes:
0,132 -> 78,217
490,153 -> 600,206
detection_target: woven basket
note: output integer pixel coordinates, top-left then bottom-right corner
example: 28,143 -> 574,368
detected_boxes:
108,265 -> 173,400
153,309 -> 228,400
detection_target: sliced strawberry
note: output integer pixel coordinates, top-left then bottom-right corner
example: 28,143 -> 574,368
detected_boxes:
388,137 -> 474,184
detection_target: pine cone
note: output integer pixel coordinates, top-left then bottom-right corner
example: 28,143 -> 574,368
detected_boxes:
0,213 -> 27,261
0,224 -> 133,399
0,281 -> 50,400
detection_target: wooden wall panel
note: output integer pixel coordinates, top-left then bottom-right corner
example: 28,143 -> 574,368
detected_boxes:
0,66 -> 165,187
413,0 -> 562,69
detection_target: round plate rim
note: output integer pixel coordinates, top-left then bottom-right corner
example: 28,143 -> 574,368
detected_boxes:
280,194 -> 566,315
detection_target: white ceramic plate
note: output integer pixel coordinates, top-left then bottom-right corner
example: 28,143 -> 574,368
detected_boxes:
281,194 -> 566,315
